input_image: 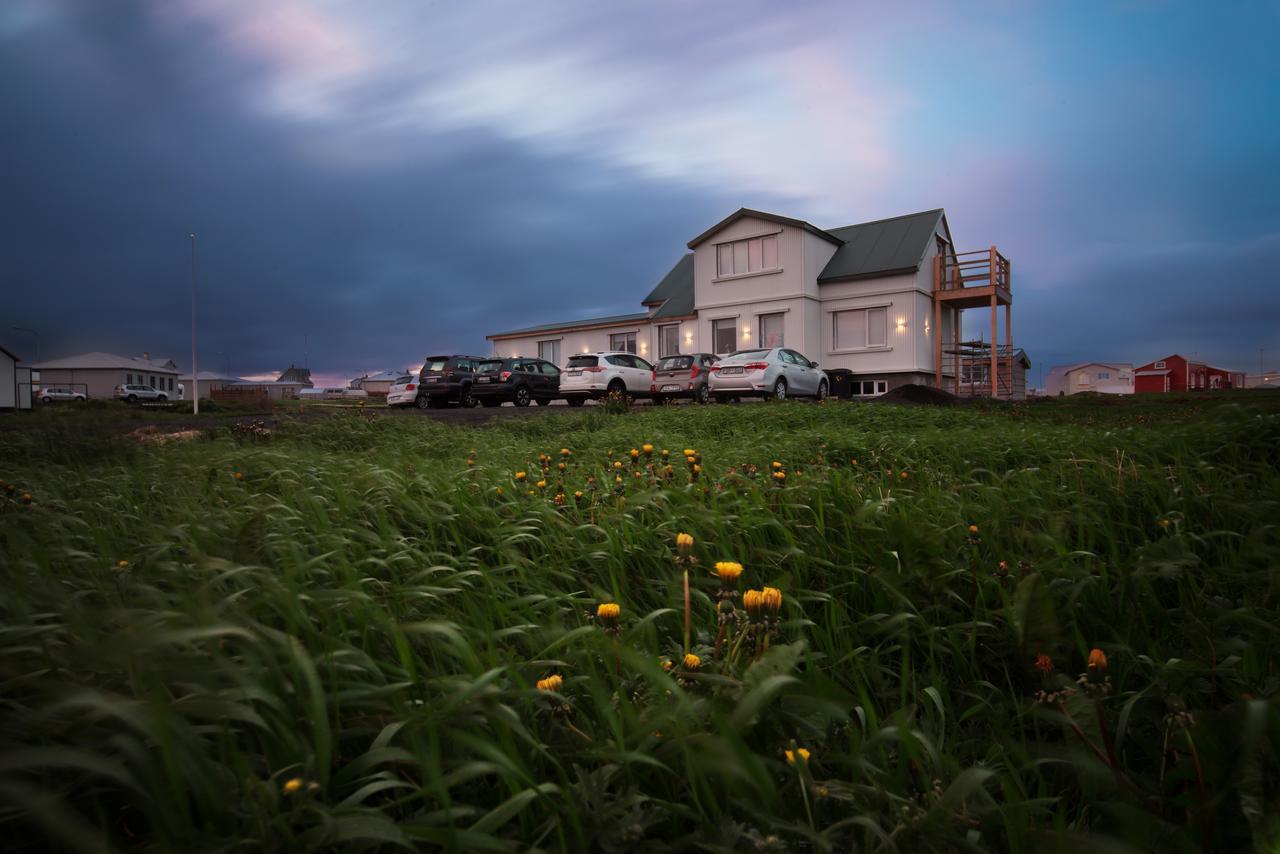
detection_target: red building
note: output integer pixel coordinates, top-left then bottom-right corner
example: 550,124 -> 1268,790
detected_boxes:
1134,354 -> 1244,393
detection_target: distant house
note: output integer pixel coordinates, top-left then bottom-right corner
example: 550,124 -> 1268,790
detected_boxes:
1245,370 -> 1280,389
1135,354 -> 1244,393
350,369 -> 404,398
277,365 -> 313,387
952,345 -> 1032,400
1045,362 -> 1134,396
32,351 -> 180,399
179,371 -> 246,400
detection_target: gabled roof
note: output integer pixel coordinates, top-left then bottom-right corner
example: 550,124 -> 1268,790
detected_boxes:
0,344 -> 19,363
488,311 -> 652,340
32,351 -> 181,373
644,253 -> 695,319
818,209 -> 946,283
687,208 -> 843,249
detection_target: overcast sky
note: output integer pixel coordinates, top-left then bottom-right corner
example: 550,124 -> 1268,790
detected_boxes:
3,0 -> 1277,383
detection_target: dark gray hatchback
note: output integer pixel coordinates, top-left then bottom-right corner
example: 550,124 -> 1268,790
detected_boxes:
415,355 -> 483,408
470,357 -> 561,407
650,353 -> 718,404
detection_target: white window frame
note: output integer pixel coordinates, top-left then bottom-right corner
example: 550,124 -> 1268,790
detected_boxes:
537,338 -> 561,366
657,324 -> 681,358
1154,360 -> 1166,369
609,331 -> 638,354
830,306 -> 891,353
714,232 -> 782,281
711,318 -> 738,355
850,380 -> 888,397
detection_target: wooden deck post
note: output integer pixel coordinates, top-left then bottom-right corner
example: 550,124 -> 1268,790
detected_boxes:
933,255 -> 942,388
989,293 -> 998,399
1005,303 -> 1013,399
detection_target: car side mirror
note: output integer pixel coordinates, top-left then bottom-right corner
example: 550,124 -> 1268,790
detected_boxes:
809,361 -> 819,369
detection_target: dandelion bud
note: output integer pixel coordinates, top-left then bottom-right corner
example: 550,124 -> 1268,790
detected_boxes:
676,532 -> 694,554
536,674 -> 564,692
1087,648 -> 1108,674
282,777 -> 303,794
968,524 -> 979,534
597,602 -> 621,622
682,653 -> 701,671
515,471 -> 527,481
743,589 -> 763,617
761,587 -> 783,614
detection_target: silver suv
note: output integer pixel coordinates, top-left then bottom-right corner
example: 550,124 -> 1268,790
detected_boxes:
113,383 -> 169,403
560,351 -> 654,405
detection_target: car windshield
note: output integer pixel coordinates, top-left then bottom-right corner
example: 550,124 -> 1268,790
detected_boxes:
476,360 -> 504,373
657,356 -> 693,371
393,375 -> 412,385
566,355 -> 598,368
423,357 -> 449,373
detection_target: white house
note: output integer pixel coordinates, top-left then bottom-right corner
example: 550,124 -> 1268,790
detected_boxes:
32,352 -> 181,400
0,344 -> 33,410
1045,362 -> 1135,396
487,208 -> 1017,398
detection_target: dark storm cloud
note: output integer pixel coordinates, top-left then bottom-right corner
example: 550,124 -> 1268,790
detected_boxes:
2,0 -> 1277,380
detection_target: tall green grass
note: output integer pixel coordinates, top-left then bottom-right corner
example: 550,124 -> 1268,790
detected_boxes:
1,395 -> 1278,851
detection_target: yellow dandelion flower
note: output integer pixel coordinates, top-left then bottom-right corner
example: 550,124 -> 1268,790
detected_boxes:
771,461 -> 783,470
692,464 -> 701,474
743,588 -> 763,617
682,653 -> 701,670
714,561 -> 744,583
772,470 -> 786,481
761,586 -> 782,613
536,479 -> 547,489
574,490 -> 584,499
661,449 -> 670,458
597,602 -> 621,621
785,748 -> 811,766
614,460 -> 624,470
676,532 -> 694,552
282,777 -> 304,794
494,486 -> 504,495
661,658 -> 674,671
899,471 -> 909,479
642,444 -> 654,454
20,492 -> 32,503
234,471 -> 244,481
683,448 -> 696,458
536,674 -> 564,692
117,559 -> 129,569
968,524 -> 979,534
630,448 -> 640,459
515,471 -> 527,481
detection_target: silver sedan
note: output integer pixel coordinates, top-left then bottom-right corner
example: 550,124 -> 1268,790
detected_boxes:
708,348 -> 828,401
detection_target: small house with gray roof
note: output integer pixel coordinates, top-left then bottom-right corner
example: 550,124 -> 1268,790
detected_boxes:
488,207 -> 1019,398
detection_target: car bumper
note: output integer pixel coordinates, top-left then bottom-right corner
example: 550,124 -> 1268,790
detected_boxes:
386,391 -> 415,406
709,374 -> 769,393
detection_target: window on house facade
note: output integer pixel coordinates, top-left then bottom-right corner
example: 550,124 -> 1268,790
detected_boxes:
658,324 -> 680,357
126,373 -> 133,384
1155,361 -> 1166,369
851,380 -> 888,397
149,375 -> 156,388
758,312 -> 784,348
832,308 -> 887,350
712,319 -> 737,355
609,332 -> 637,354
716,234 -> 779,277
1098,371 -> 1110,379
963,364 -> 991,384
537,339 -> 560,366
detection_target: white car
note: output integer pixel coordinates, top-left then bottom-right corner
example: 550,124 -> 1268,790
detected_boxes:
708,348 -> 828,402
38,387 -> 86,403
385,374 -> 418,407
113,383 -> 169,403
560,352 -> 654,406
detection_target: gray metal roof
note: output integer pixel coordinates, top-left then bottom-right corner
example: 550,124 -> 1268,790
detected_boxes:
644,253 -> 695,319
488,311 -> 652,340
817,209 -> 945,283
32,351 -> 181,373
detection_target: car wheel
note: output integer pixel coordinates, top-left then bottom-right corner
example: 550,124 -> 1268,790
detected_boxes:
816,380 -> 828,401
75,396 -> 85,402
695,385 -> 710,405
40,396 -> 50,404
157,394 -> 167,402
458,388 -> 474,408
415,395 -> 432,410
513,386 -> 531,407
127,394 -> 138,403
772,378 -> 788,401
567,397 -> 584,407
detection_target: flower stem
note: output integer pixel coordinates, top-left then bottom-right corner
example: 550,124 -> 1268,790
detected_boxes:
683,569 -> 691,654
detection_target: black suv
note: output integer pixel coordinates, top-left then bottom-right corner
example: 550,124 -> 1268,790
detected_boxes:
470,357 -> 561,407
416,355 -> 482,408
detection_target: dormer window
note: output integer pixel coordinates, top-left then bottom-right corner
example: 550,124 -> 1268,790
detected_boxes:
1154,360 -> 1166,369
716,234 -> 779,278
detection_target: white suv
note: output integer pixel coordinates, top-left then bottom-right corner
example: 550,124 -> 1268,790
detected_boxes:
560,352 -> 654,406
113,383 -> 169,403
38,387 -> 86,403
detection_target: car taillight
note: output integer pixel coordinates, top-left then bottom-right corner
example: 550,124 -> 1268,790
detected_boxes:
500,371 -> 512,381
690,363 -> 700,379
709,365 -> 721,372
743,362 -> 769,372
652,370 -> 657,382
406,383 -> 415,391
583,366 -> 605,373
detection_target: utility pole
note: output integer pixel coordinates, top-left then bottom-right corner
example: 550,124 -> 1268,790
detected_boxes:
190,233 -> 198,415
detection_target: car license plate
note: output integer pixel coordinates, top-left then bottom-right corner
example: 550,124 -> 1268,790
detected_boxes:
661,384 -> 681,392
426,376 -> 440,382
721,367 -> 743,375
567,370 -> 582,377
477,377 -> 490,383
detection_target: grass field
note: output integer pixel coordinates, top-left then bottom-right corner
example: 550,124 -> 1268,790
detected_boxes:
2,394 -> 1278,852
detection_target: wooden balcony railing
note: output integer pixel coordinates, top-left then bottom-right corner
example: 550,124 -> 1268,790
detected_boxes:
934,247 -> 1010,294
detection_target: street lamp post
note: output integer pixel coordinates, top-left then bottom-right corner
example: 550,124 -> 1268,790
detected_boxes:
190,233 -> 198,415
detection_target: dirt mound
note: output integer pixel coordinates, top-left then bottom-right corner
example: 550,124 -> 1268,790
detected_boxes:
872,384 -> 966,407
